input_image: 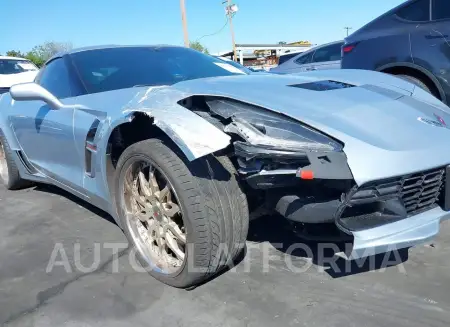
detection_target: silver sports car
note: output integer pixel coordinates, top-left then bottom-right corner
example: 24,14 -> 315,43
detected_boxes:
1,45 -> 450,288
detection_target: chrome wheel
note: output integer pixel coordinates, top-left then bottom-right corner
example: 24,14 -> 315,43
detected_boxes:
122,160 -> 186,274
0,142 -> 9,185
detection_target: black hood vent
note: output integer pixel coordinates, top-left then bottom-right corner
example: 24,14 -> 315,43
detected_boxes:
288,80 -> 355,91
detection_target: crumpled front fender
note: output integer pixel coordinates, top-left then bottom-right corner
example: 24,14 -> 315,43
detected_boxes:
115,87 -> 231,161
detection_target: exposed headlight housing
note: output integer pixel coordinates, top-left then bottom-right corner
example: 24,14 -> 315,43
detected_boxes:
207,99 -> 343,152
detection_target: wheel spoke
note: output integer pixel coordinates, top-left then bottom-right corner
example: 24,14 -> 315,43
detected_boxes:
163,202 -> 180,218
138,209 -> 153,222
157,185 -> 170,202
149,170 -> 160,194
165,232 -> 185,261
132,191 -> 147,207
138,171 -> 152,197
123,172 -> 133,194
166,222 -> 186,243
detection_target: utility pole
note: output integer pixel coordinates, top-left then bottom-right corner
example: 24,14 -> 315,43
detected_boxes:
344,26 -> 353,37
224,0 -> 238,61
180,0 -> 190,47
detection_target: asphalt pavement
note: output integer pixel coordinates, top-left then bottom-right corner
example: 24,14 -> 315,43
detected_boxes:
1,184 -> 450,327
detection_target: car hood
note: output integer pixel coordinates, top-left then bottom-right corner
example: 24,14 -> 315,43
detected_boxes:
173,71 -> 450,185
0,71 -> 38,88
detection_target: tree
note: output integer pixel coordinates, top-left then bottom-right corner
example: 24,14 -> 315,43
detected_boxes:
6,50 -> 25,58
12,41 -> 74,67
189,41 -> 209,54
24,51 -> 46,67
30,41 -> 73,62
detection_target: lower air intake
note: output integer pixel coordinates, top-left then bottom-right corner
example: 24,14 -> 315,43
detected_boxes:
337,167 -> 446,231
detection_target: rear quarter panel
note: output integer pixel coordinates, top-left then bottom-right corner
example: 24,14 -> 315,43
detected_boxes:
341,16 -> 413,70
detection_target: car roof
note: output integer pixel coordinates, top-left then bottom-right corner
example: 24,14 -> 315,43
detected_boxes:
309,40 -> 344,51
45,44 -> 184,65
0,56 -> 28,61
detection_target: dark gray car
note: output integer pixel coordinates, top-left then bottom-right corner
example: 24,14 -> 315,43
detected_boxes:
270,40 -> 343,74
341,0 -> 450,105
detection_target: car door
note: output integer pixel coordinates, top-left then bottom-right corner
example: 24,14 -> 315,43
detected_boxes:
309,42 -> 343,71
273,51 -> 314,74
9,56 -> 99,195
407,0 -> 450,96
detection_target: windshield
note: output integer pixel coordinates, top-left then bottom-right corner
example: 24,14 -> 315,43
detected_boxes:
0,59 -> 38,75
71,46 -> 249,94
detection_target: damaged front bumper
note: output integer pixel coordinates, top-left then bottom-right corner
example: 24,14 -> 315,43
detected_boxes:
344,206 -> 450,259
238,142 -> 450,259
203,97 -> 450,259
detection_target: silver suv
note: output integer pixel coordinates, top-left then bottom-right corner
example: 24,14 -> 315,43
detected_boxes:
270,40 -> 343,74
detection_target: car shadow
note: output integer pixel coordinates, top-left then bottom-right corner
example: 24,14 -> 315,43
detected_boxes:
247,215 -> 409,279
33,184 -> 117,226
31,184 -> 407,283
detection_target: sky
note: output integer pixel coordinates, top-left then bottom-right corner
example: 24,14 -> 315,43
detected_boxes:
2,0 -> 406,55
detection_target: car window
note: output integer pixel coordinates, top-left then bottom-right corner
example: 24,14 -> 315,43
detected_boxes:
396,0 -> 430,21
71,47 -> 248,94
432,0 -> 450,20
279,52 -> 300,65
0,59 -> 38,75
294,52 -> 313,65
311,43 -> 343,63
37,58 -> 73,99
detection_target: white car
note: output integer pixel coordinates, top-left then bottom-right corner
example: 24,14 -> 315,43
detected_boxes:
0,56 -> 39,94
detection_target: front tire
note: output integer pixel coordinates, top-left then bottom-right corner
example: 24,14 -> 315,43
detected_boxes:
0,131 -> 28,190
114,138 -> 249,288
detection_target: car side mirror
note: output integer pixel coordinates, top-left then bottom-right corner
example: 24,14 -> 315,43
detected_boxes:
9,82 -> 63,110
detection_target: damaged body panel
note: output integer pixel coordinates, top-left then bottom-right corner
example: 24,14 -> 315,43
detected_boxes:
2,45 -> 450,274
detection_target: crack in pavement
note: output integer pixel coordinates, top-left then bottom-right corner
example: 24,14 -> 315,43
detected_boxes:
2,246 -> 131,325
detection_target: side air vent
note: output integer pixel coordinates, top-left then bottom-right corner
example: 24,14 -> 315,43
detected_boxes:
16,151 -> 37,174
289,80 -> 355,91
85,119 -> 100,178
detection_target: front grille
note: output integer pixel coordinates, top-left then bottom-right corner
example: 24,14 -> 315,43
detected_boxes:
351,168 -> 446,215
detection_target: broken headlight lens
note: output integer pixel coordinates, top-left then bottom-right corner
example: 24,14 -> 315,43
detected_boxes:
208,99 -> 343,152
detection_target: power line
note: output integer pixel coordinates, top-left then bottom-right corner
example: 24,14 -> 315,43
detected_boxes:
195,18 -> 229,43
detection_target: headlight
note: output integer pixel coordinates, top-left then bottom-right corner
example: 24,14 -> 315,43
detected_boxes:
207,99 -> 343,152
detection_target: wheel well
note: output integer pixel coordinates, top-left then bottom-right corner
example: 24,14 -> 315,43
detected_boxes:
381,66 -> 441,99
107,112 -> 165,168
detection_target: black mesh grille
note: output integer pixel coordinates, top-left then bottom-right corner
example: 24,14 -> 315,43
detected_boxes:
350,168 -> 446,215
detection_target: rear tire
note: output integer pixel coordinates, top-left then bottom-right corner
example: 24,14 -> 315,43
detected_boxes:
114,138 -> 249,288
0,131 -> 28,190
396,74 -> 432,93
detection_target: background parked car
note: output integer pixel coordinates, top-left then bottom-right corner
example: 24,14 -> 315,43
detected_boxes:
0,56 -> 39,94
214,55 -> 253,74
269,40 -> 343,74
341,0 -> 450,105
277,50 -> 307,65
